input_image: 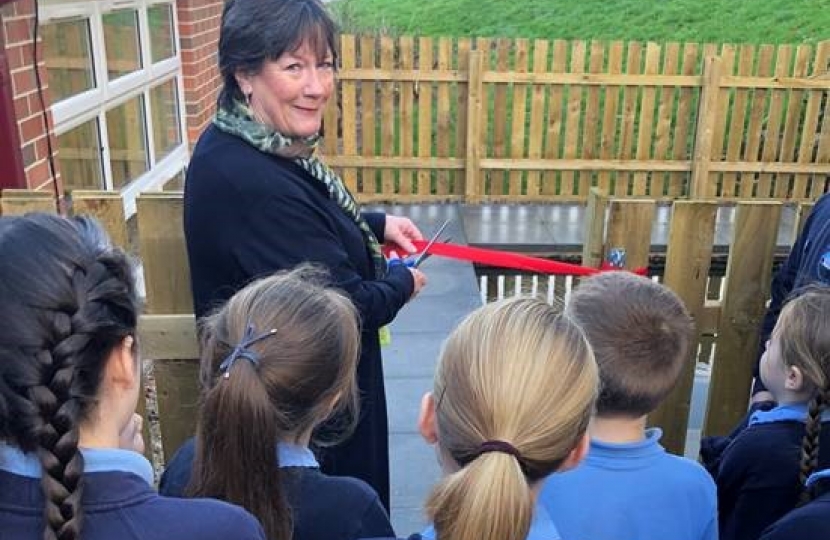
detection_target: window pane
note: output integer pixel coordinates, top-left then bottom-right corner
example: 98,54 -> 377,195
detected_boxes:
103,10 -> 142,80
150,79 -> 181,161
106,96 -> 148,188
148,4 -> 176,62
42,19 -> 95,102
57,119 -> 104,191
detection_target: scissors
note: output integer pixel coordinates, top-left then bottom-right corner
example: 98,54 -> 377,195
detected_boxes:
405,219 -> 452,268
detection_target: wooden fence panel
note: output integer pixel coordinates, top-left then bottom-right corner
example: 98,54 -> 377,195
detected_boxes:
668,43 -> 700,197
775,45 -> 812,199
379,37 -> 396,194
491,38 -> 510,196
597,42 -> 624,194
359,35 -> 377,196
604,199 -> 656,270
652,43 -> 679,197
526,40 -> 549,198
436,38 -> 453,195
632,43 -> 661,197
650,201 -> 718,454
70,190 -> 128,249
616,42 -> 643,196
135,193 -> 198,459
704,202 -> 781,436
741,45 -> 775,198
398,36 -> 415,196
340,35 -> 358,193
722,45 -> 756,198
542,40 -> 568,196
508,39 -> 530,197
455,37 -> 472,196
800,43 -> 830,199
757,46 -> 793,198
0,189 -> 56,215
417,37 -> 434,196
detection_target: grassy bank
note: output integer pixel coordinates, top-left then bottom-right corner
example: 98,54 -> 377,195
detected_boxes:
332,0 -> 829,44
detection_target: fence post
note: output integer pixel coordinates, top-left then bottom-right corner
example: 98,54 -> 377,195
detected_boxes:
136,193 -> 198,460
581,187 -> 609,268
464,49 -> 485,203
704,202 -> 781,436
70,190 -> 129,250
689,56 -> 723,199
604,199 -> 656,270
0,189 -> 57,215
649,201 -> 718,455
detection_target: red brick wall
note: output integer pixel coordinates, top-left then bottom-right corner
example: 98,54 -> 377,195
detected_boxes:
1,0 -> 60,191
177,0 -> 223,148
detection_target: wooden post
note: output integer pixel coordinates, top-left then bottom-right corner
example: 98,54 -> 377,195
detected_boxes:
689,56 -> 723,199
70,190 -> 129,249
605,199 -> 656,270
581,187 -> 609,268
794,202 -> 815,241
136,193 -> 198,459
0,189 -> 57,215
649,201 -> 718,454
464,49 -> 485,203
704,202 -> 781,436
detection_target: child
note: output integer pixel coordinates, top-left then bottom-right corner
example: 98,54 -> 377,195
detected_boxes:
539,272 -> 717,540
711,285 -> 830,540
390,297 -> 598,540
0,213 -> 265,540
159,266 -> 394,540
760,467 -> 830,540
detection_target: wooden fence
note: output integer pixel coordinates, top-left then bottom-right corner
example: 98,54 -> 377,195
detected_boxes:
0,188 -> 816,456
319,36 -> 830,203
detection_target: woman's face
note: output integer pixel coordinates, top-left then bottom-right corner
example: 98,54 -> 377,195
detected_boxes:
239,41 -> 335,138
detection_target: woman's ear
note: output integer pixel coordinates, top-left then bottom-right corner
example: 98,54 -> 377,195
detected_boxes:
418,392 -> 438,444
234,70 -> 253,96
557,432 -> 590,473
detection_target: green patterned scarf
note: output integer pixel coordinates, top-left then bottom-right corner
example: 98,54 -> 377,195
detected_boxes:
213,98 -> 386,278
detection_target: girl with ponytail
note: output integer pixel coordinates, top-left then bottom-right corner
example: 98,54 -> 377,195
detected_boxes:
714,285 -> 830,540
0,213 -> 264,540
403,297 -> 598,540
160,265 -> 394,540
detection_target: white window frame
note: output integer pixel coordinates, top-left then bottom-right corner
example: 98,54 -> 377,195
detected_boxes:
40,0 -> 188,217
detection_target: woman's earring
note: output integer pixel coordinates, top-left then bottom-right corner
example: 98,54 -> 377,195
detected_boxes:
245,92 -> 253,108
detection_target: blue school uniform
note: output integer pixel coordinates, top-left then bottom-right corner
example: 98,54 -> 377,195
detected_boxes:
363,504 -> 561,540
0,442 -> 265,540
161,437 -> 394,540
711,404 -> 830,540
760,470 -> 830,540
539,428 -> 717,540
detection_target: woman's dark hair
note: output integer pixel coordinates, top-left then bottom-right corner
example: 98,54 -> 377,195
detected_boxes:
186,265 -> 360,540
218,0 -> 338,108
0,213 -> 139,540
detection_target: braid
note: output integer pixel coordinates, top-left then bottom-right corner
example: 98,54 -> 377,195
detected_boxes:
798,388 -> 828,505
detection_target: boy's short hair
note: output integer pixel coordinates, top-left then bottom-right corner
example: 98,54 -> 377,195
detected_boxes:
566,271 -> 694,417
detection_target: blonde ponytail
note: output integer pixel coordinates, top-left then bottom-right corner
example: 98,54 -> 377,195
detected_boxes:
426,297 -> 598,540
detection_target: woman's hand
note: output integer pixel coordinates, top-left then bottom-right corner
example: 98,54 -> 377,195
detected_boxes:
119,413 -> 146,454
408,267 -> 427,301
384,216 -> 423,254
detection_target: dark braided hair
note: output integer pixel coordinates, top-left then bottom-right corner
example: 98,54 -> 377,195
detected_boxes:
0,213 -> 139,540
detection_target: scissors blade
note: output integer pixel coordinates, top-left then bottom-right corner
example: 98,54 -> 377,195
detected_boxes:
412,219 -> 451,268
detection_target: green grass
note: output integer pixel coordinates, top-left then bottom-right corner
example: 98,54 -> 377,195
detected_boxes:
333,0 -> 829,44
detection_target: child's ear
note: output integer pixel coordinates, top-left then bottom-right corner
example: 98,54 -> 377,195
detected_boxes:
108,335 -> 139,389
785,365 -> 806,392
418,392 -> 438,445
557,432 -> 590,473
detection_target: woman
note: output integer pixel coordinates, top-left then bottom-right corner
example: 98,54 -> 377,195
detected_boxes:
183,0 -> 426,509
0,214 -> 265,540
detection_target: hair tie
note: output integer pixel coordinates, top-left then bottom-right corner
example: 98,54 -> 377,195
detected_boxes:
218,324 -> 277,378
477,440 -> 522,460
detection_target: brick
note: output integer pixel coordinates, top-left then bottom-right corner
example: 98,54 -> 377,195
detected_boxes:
13,95 -> 29,118
20,141 -> 36,167
18,113 -> 43,142
11,68 -> 35,94
4,18 -> 33,45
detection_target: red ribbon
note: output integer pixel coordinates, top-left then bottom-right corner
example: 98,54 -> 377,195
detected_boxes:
387,240 -> 648,276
